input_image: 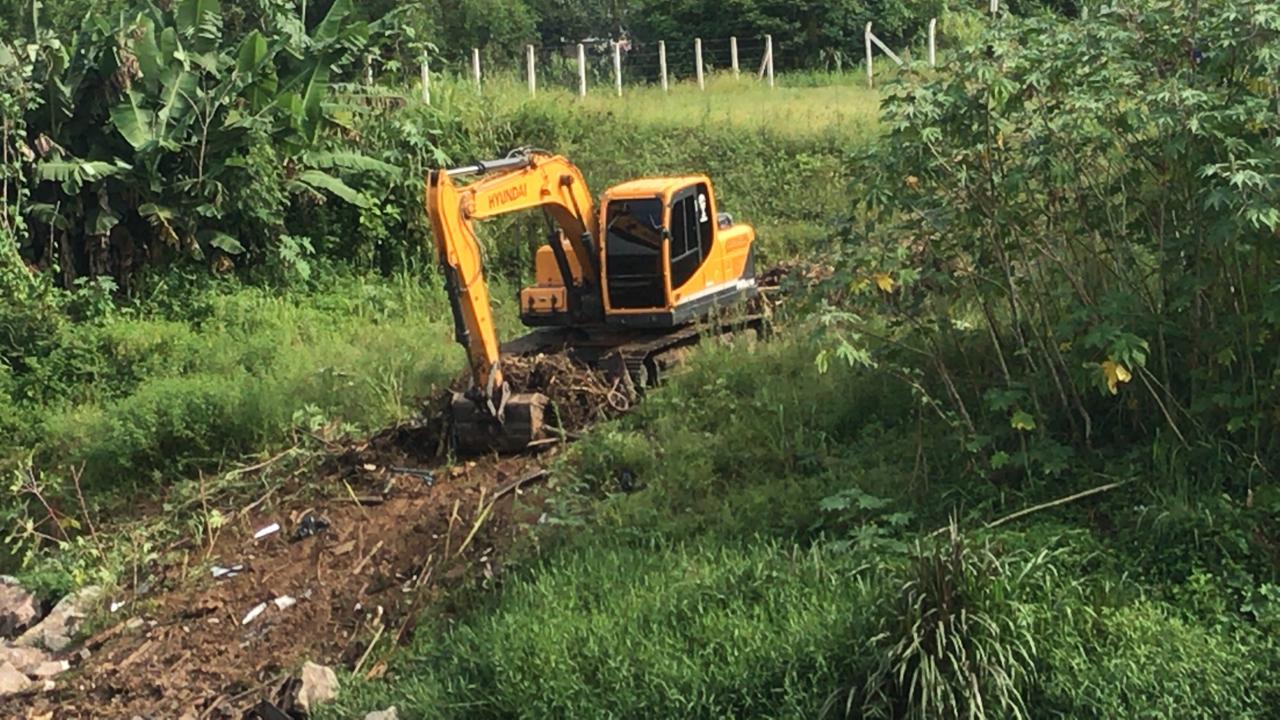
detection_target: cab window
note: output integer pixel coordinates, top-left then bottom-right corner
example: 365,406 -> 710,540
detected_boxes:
669,183 -> 711,290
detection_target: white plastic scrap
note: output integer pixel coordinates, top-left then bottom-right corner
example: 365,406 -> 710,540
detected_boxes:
109,600 -> 125,613
253,523 -> 281,540
212,564 -> 245,579
241,602 -> 268,625
273,595 -> 297,611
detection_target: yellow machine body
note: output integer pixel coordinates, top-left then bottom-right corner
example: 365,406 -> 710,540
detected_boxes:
425,151 -> 757,450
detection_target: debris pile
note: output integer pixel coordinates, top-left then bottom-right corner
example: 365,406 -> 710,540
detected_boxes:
0,580 -> 96,699
501,352 -> 634,432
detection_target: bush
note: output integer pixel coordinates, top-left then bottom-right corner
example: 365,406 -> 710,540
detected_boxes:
831,524 -> 1038,719
830,1 -> 1280,487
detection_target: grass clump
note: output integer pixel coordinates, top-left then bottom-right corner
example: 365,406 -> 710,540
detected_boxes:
330,540 -> 883,720
832,523 -> 1039,720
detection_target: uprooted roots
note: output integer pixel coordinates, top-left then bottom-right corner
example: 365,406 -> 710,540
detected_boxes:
355,353 -> 636,463
500,353 -> 635,432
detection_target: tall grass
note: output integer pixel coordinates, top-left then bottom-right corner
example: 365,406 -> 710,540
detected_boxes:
3,272 -> 478,493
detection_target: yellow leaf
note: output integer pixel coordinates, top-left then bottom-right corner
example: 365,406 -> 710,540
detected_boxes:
905,175 -> 920,189
1101,360 -> 1132,395
873,273 -> 895,293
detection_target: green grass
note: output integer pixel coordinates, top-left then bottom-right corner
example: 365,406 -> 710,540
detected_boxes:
428,71 -> 880,142
325,333 -> 1280,719
30,274 -> 464,489
331,541 -> 882,719
576,74 -> 881,141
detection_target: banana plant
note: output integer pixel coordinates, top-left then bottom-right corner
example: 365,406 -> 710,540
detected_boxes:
20,0 -> 388,281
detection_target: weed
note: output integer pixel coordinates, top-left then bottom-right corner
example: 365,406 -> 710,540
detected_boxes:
831,522 -> 1038,720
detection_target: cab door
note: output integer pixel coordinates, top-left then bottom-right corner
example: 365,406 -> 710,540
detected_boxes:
667,183 -> 713,298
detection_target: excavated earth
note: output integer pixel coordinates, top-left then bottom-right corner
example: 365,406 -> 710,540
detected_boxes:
1,356 -> 627,720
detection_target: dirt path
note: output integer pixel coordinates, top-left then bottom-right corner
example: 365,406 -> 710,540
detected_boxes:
4,426 -> 558,719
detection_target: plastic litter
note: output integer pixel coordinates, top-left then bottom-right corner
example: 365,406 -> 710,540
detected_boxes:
273,595 -> 297,611
253,523 -> 281,540
241,602 -> 268,625
212,564 -> 245,579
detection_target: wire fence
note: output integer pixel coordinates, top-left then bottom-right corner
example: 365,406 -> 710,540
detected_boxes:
410,21 -> 951,103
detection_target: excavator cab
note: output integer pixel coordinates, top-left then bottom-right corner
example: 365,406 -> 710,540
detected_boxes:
520,176 -> 757,329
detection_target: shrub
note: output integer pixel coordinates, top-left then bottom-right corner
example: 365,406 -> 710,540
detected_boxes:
831,1 -> 1280,486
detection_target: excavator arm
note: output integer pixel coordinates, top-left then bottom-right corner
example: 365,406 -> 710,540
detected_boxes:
425,151 -> 599,419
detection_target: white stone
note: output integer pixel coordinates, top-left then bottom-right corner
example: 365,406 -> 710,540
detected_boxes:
0,644 -> 50,675
0,661 -> 31,696
296,661 -> 339,712
0,577 -> 39,639
14,586 -> 103,652
30,659 -> 70,678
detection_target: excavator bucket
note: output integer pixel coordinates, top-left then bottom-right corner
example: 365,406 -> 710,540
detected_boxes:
450,392 -> 550,455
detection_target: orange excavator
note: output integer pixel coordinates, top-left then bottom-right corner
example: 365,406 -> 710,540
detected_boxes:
426,149 -> 761,452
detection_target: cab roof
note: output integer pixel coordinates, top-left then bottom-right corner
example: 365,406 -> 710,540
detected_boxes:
604,175 -> 709,200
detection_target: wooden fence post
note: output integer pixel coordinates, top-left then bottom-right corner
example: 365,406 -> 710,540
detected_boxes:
577,43 -> 587,97
659,40 -> 669,93
472,48 -> 482,89
765,35 -> 775,88
731,36 -> 740,79
695,38 -> 705,90
526,44 -> 536,97
613,41 -> 623,97
421,54 -> 430,104
928,18 -> 937,67
865,23 -> 873,88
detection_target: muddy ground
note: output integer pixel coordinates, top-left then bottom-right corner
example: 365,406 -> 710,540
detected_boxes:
6,426 -> 558,719
2,352 -> 629,719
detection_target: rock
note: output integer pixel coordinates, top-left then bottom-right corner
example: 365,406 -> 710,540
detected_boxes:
15,586 -> 103,652
0,577 -> 39,639
0,661 -> 31,696
295,661 -> 339,712
29,660 -> 69,678
364,707 -> 398,720
0,645 -> 51,675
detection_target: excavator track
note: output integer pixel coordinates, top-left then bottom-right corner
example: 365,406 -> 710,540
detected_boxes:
505,312 -> 769,390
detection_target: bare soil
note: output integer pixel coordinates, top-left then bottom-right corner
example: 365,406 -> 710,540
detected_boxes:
3,410 -> 563,719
